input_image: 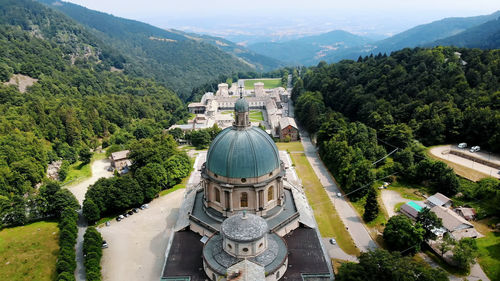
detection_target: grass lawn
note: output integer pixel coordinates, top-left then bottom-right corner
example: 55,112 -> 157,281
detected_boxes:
477,231 -> 500,280
386,181 -> 427,201
0,221 -> 59,281
290,152 -> 359,256
244,79 -> 281,90
249,110 -> 264,122
63,152 -> 106,185
276,141 -> 304,152
394,202 -> 405,213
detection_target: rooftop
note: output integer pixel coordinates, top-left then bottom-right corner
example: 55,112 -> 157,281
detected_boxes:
206,126 -> 281,179
279,117 -> 298,130
431,205 -> 473,232
221,213 -> 268,242
427,192 -> 452,207
110,150 -> 129,161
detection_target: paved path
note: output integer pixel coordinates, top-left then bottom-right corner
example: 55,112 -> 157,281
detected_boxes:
300,132 -> 377,252
381,189 -> 411,217
65,158 -> 114,281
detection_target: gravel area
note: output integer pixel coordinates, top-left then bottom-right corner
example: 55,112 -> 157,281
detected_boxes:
380,189 -> 411,217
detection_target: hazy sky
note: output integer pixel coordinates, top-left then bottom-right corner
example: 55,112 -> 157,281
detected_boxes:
63,0 -> 499,39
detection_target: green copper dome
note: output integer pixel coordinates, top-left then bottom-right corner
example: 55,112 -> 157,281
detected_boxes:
206,127 -> 280,179
234,97 -> 249,112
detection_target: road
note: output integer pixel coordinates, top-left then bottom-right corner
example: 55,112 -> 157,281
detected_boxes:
66,158 -> 114,281
300,132 -> 377,252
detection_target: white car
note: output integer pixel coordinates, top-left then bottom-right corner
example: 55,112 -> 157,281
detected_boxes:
458,143 -> 467,149
336,193 -> 342,198
329,238 -> 336,245
470,146 -> 480,153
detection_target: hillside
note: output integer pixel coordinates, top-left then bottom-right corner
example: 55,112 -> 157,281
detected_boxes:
0,0 -> 187,215
177,31 -> 285,71
315,11 -> 500,63
37,0 -> 259,99
432,17 -> 500,49
248,30 -> 372,65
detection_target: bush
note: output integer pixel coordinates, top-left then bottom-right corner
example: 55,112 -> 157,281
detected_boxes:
83,227 -> 103,281
57,207 -> 78,278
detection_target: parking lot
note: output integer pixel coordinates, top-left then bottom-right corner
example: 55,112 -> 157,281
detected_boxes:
429,145 -> 500,180
99,189 -> 184,281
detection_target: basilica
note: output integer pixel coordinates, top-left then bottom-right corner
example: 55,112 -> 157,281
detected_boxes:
161,96 -> 332,280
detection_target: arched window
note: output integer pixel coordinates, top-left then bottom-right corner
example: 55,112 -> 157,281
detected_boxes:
276,271 -> 280,279
268,186 -> 274,202
240,192 -> 248,208
215,188 -> 220,203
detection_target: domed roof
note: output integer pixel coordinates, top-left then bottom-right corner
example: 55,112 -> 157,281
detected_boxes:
234,97 -> 249,112
221,213 -> 268,242
206,126 -> 280,179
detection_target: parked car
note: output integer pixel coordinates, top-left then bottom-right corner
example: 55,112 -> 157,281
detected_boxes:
105,221 -> 111,227
133,208 -> 139,213
116,217 -> 122,222
123,213 -> 129,218
141,204 -> 149,209
470,146 -> 480,153
118,215 -> 124,219
336,193 -> 342,198
102,241 -> 108,249
458,143 -> 467,149
329,238 -> 336,245
128,210 -> 134,216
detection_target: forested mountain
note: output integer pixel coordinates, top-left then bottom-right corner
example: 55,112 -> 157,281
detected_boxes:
292,47 -> 500,214
432,17 -> 500,49
249,11 -> 500,65
0,0 -> 187,224
294,47 -> 500,152
178,31 -> 285,71
248,30 -> 372,65
37,0 -> 281,98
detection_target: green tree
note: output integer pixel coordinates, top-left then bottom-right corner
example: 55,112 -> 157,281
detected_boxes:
190,129 -> 211,149
82,199 -> 100,222
79,147 -> 92,165
363,187 -> 379,222
383,215 -> 425,255
416,207 -> 443,241
134,163 -> 167,201
452,238 -> 478,272
336,249 -> 448,281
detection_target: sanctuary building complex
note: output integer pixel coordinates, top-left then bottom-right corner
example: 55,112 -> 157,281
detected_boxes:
161,97 -> 331,280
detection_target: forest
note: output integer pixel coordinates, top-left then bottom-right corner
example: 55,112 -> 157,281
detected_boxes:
293,47 -> 500,217
0,0 -> 189,227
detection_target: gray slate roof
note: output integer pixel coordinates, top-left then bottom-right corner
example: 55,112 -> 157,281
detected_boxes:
221,213 -> 268,242
279,117 -> 298,130
427,192 -> 452,207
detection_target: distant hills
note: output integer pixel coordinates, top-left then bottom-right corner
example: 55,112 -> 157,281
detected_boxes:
37,0 -> 282,98
246,11 -> 500,65
431,17 -> 500,49
248,30 -> 373,65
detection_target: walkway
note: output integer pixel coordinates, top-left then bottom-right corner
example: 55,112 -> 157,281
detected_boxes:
300,132 -> 377,252
66,158 -> 114,281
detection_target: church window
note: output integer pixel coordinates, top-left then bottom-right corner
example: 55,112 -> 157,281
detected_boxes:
215,188 -> 220,203
242,247 -> 249,252
268,186 -> 274,202
259,243 -> 263,248
241,178 -> 246,183
240,192 -> 248,207
227,243 -> 232,249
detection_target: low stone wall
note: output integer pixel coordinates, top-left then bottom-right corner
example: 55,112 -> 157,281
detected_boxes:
449,149 -> 500,169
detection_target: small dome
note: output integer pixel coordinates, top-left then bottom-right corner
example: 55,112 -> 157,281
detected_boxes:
234,97 -> 249,112
206,127 -> 280,179
221,213 -> 268,242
